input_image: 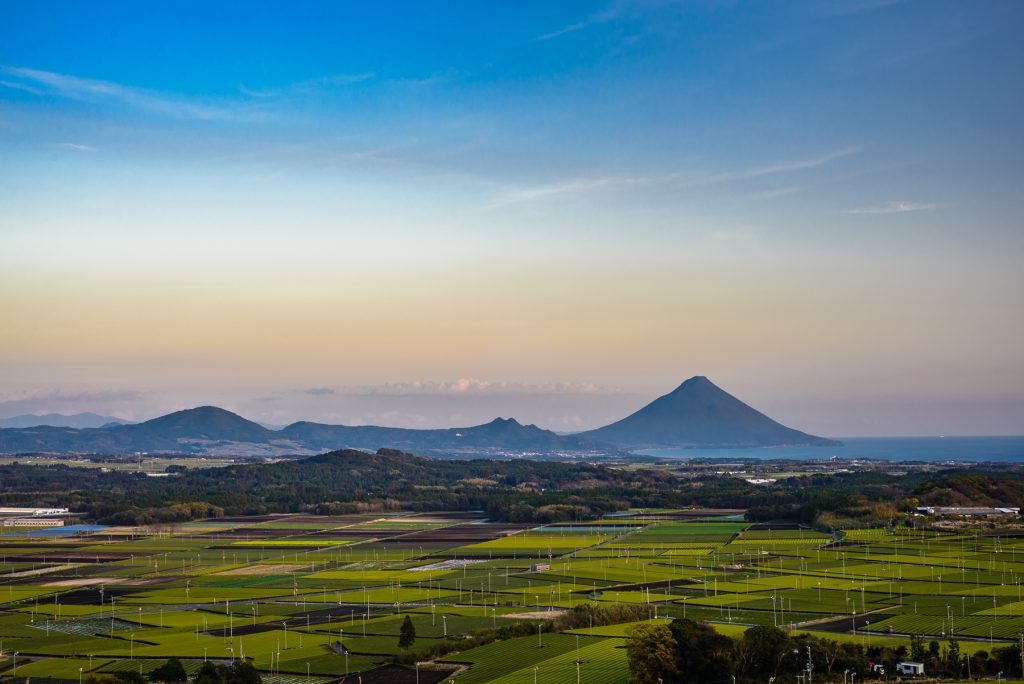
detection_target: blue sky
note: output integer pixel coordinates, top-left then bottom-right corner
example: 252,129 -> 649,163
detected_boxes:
1,1 -> 1022,435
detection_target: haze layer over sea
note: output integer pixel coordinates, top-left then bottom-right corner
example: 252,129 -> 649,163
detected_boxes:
638,436 -> 1024,462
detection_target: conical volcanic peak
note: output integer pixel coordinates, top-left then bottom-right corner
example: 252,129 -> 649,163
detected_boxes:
577,376 -> 839,449
672,375 -> 712,391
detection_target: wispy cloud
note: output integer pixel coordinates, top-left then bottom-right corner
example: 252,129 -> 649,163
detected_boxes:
239,72 -> 375,98
0,388 -> 145,419
688,147 -> 861,187
300,380 -> 608,397
487,175 -> 651,207
0,78 -> 43,95
845,201 -> 944,215
381,379 -> 605,396
749,186 -> 801,200
56,142 -> 96,152
0,65 -> 248,121
537,7 -> 621,41
488,147 -> 857,208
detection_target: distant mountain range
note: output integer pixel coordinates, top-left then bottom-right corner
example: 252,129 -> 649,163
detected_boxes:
0,407 -> 306,457
0,412 -> 129,429
280,416 -> 601,454
0,376 -> 838,456
0,407 -> 602,457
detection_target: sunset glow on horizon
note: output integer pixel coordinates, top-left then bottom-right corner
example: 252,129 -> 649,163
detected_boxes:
2,1 -> 1022,435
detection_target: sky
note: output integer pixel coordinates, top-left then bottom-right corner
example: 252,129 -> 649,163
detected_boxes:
1,1 -> 1022,436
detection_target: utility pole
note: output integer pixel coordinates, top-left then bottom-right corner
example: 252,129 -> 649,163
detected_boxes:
1018,633 -> 1023,679
576,634 -> 581,684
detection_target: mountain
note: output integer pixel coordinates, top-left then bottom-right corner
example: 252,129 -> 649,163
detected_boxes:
577,376 -> 840,449
123,406 -> 274,443
0,412 -> 128,429
0,409 -> 609,457
280,417 -> 605,456
0,379 -> 836,456
0,406 -> 307,456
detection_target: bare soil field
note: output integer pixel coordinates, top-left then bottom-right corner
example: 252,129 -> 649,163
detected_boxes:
218,563 -> 310,576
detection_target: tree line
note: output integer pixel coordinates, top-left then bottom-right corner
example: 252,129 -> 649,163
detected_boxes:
0,449 -> 1020,526
627,619 -> 1024,684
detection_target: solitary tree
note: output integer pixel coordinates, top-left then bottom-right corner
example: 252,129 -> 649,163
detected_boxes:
399,614 -> 417,649
626,623 -> 678,684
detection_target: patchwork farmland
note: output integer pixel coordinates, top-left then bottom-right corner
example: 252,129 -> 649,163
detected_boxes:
1,512 -> 1023,682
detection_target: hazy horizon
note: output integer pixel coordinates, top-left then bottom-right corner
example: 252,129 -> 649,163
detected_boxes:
2,2 -> 1022,439
2,376 -> 1023,438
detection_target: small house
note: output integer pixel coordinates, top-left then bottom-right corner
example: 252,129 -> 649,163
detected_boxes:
896,662 -> 924,676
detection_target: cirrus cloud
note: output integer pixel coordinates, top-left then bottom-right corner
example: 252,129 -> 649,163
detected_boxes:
845,201 -> 944,214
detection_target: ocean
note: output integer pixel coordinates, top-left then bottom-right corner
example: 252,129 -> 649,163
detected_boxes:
637,436 -> 1024,462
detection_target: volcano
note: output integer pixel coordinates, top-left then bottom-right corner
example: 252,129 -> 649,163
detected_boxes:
577,376 -> 839,449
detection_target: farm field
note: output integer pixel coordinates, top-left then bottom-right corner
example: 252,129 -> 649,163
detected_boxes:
1,511 -> 1023,682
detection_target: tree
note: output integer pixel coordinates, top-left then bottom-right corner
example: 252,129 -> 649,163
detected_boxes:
924,639 -> 942,676
399,614 -> 417,649
737,625 -> 794,681
194,662 -> 221,684
229,661 -> 262,684
992,645 -> 1022,677
193,661 -> 262,684
910,634 -> 926,662
111,673 -> 145,684
627,623 -> 679,684
669,618 -> 734,684
150,658 -> 187,683
945,637 -> 962,678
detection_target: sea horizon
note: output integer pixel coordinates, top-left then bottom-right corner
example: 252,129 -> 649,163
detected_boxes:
637,435 -> 1024,463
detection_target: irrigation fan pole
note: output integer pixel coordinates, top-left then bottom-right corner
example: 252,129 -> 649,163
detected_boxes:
1019,633 -> 1023,679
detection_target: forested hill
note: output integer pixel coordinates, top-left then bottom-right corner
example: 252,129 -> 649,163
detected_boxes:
1,448 -> 667,523
0,448 -> 1020,527
913,473 -> 1024,507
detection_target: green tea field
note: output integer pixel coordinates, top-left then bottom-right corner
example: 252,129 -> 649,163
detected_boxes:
1,512 -> 1022,682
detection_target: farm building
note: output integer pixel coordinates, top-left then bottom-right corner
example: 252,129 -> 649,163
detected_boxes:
0,507 -> 72,527
916,506 -> 1019,518
1,517 -> 64,527
0,507 -> 70,516
896,662 -> 925,676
